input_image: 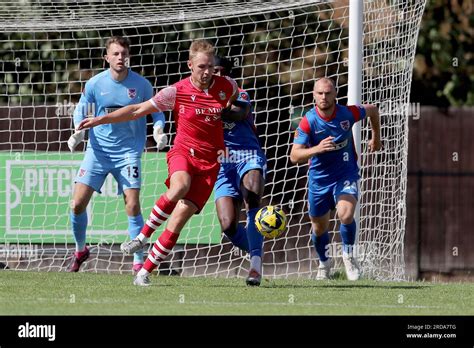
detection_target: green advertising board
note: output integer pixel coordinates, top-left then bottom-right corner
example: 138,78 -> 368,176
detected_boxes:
0,152 -> 221,244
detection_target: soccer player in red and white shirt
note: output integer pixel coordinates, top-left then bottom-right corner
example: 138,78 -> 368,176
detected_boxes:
78,39 -> 239,286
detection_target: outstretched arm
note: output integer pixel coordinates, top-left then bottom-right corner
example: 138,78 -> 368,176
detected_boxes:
362,104 -> 382,152
77,101 -> 157,130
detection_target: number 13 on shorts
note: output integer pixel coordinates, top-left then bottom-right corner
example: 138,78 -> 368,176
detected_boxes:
127,166 -> 139,178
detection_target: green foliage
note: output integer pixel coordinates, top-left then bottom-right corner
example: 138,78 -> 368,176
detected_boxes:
412,0 -> 474,106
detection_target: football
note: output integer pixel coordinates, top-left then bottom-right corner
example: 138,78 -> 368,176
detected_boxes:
255,205 -> 287,239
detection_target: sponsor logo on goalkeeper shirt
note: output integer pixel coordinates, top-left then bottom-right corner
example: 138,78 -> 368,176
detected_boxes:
18,322 -> 55,342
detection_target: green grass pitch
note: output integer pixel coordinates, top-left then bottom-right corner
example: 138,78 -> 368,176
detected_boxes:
0,271 -> 472,315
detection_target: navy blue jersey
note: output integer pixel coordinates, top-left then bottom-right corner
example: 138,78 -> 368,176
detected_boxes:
222,89 -> 261,151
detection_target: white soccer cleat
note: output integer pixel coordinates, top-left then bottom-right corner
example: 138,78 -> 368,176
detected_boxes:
121,238 -> 145,255
133,274 -> 151,286
343,255 -> 361,281
316,259 -> 332,280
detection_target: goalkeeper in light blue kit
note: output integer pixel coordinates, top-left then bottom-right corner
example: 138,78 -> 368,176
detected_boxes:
290,78 -> 382,281
213,56 -> 267,286
66,36 -> 166,273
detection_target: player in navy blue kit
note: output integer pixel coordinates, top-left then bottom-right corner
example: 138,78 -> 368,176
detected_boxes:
290,77 -> 381,281
213,56 -> 267,286
66,36 -> 166,273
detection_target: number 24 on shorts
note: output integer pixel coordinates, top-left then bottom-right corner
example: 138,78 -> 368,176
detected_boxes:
342,180 -> 357,195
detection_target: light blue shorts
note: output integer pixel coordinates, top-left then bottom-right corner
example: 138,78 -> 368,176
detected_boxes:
75,150 -> 141,195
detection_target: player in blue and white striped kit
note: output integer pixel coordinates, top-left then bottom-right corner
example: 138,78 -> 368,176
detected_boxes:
290,78 -> 382,281
213,56 -> 267,286
66,36 -> 166,273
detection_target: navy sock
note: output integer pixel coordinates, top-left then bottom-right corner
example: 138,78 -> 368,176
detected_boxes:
340,220 -> 356,255
225,224 -> 249,252
311,230 -> 329,262
247,208 -> 263,258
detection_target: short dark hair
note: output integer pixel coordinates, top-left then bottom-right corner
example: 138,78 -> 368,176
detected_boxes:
105,36 -> 131,52
214,56 -> 234,76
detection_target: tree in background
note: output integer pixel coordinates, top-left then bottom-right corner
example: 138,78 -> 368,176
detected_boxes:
411,0 -> 474,106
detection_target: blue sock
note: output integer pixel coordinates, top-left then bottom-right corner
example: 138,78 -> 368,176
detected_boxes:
311,230 -> 329,262
247,208 -> 263,258
128,214 -> 144,264
226,224 -> 249,252
71,211 -> 87,252
340,220 -> 356,255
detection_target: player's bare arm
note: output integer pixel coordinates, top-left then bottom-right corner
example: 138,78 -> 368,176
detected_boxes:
290,136 -> 336,164
221,99 -> 251,122
362,104 -> 382,152
77,101 -> 158,130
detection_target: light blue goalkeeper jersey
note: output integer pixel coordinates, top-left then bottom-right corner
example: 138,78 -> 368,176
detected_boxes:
73,69 -> 165,159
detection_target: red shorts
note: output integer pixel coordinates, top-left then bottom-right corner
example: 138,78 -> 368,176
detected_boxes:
165,147 -> 220,213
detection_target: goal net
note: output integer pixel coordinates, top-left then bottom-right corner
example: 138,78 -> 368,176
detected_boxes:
0,0 -> 426,280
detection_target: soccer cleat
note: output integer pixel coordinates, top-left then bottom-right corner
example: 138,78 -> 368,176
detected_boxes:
67,247 -> 90,272
133,274 -> 151,286
246,268 -> 262,286
121,238 -> 145,255
316,259 -> 332,280
343,254 -> 361,281
132,263 -> 143,275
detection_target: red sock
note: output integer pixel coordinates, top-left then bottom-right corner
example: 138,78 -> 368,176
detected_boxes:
143,229 -> 179,273
141,194 -> 177,238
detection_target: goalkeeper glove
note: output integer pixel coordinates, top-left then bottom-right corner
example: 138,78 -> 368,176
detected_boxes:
153,125 -> 168,151
67,129 -> 85,152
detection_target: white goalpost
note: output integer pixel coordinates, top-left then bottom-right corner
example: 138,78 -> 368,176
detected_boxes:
0,0 -> 426,281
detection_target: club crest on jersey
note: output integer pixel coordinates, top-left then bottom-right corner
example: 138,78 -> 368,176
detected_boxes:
240,92 -> 248,100
219,91 -> 226,100
340,120 -> 350,131
127,88 -> 137,99
191,95 -> 196,101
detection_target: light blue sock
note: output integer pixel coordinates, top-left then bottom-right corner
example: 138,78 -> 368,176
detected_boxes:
247,208 -> 263,258
71,211 -> 87,252
340,220 -> 356,255
311,230 -> 329,262
226,224 -> 249,252
128,214 -> 144,264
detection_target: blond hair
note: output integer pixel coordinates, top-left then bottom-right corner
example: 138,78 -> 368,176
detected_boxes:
189,39 -> 215,61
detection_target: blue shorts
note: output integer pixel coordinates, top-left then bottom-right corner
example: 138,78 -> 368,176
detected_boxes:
75,150 -> 141,195
308,176 -> 359,218
214,149 -> 267,201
